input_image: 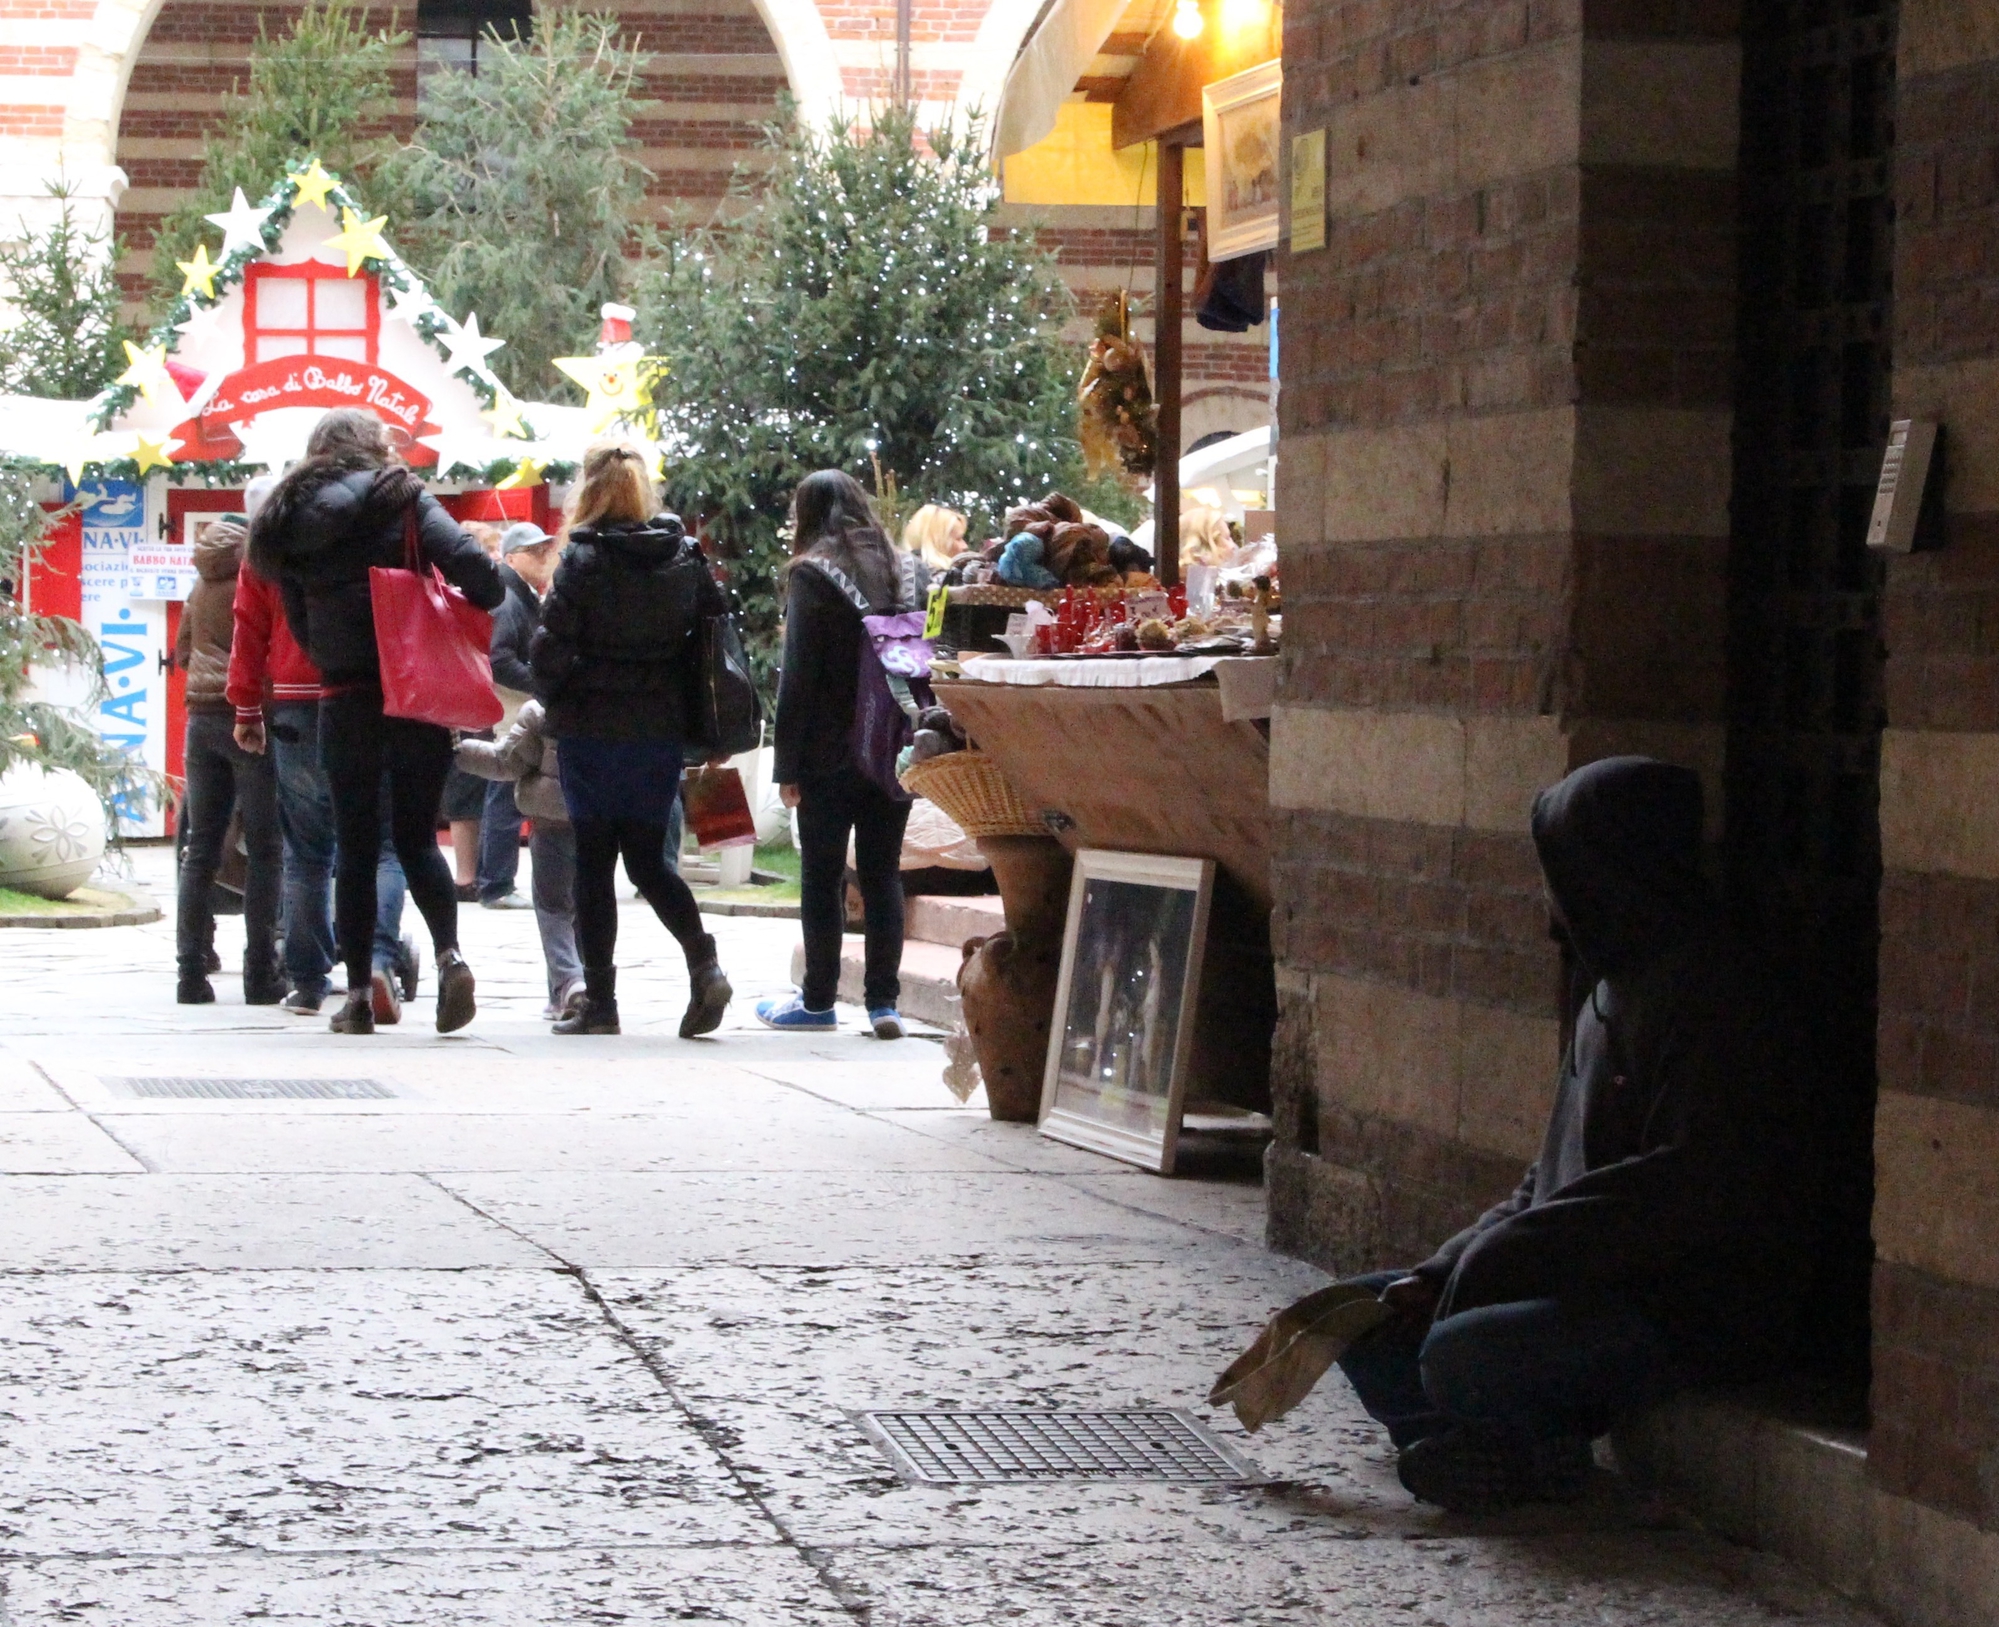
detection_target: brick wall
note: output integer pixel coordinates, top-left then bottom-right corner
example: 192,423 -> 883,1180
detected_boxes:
1267,0 -> 1742,1272
1872,0 -> 1999,1549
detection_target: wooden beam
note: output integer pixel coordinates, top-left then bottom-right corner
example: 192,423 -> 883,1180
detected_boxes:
1156,138 -> 1183,589
1110,0 -> 1281,150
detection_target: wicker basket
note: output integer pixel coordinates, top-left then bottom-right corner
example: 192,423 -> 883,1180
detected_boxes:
900,750 -> 1045,838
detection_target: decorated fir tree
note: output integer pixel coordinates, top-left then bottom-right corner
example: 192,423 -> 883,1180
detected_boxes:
0,183 -> 134,400
148,0 -> 404,310
382,12 -> 650,400
635,106 -> 1081,693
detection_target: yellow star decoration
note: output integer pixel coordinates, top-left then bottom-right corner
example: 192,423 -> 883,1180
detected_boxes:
292,160 -> 338,212
482,386 -> 529,440
552,353 -> 655,433
496,455 -> 547,491
324,207 -> 391,277
115,341 -> 183,409
132,435 -> 181,475
177,243 -> 221,300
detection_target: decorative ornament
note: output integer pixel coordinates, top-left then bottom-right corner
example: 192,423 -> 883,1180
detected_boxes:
174,298 -> 230,349
177,243 -> 222,300
115,342 -> 185,410
324,207 -> 390,277
232,416 -> 307,472
132,435 -> 180,475
1076,291 -> 1158,481
496,455 -> 547,490
482,386 -> 529,440
292,160 -> 338,212
553,352 -> 652,433
439,313 -> 505,377
388,279 -> 435,325
204,187 -> 274,257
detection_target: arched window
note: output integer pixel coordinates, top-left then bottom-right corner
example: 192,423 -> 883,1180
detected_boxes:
416,0 -> 533,113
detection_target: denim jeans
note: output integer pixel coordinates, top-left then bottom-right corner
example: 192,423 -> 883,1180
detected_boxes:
317,691 -> 458,992
477,775 -> 521,901
797,769 -> 909,1011
528,820 -> 583,1001
269,704 -> 408,1000
1335,1270 -> 1683,1450
177,711 -> 281,984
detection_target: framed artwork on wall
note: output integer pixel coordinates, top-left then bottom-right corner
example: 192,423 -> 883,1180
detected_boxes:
1038,849 -> 1216,1174
1203,60 -> 1283,261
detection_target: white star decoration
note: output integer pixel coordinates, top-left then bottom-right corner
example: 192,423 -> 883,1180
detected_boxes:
388,279 -> 435,325
203,187 -> 274,258
231,415 -> 309,472
437,312 -> 504,377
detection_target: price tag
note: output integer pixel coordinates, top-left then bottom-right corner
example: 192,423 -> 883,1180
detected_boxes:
924,583 -> 948,640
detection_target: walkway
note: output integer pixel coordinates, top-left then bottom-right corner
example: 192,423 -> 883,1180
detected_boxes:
0,847 -> 1880,1624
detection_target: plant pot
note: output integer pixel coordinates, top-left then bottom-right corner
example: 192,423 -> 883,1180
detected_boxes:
0,764 -> 106,899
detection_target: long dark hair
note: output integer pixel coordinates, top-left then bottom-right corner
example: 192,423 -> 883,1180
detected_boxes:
249,408 -> 408,572
789,469 -> 897,609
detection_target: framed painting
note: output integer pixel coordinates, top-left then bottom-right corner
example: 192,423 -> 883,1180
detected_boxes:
1202,60 -> 1283,261
1038,849 -> 1216,1174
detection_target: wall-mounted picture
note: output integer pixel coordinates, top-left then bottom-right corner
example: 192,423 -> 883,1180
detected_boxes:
1203,60 -> 1283,262
1039,850 -> 1216,1174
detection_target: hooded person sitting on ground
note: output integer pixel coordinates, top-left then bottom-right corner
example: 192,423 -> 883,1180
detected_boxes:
1328,755 -> 1815,1513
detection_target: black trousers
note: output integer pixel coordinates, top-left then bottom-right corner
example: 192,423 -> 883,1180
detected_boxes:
572,817 -> 708,975
798,769 -> 910,1011
319,689 -> 459,991
177,710 -> 281,982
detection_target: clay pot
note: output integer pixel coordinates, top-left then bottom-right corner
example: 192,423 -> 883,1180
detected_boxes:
0,764 -> 106,899
957,836 -> 1074,1123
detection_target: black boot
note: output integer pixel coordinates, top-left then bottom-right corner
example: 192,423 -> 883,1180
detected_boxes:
244,953 -> 286,1006
177,973 -> 215,1005
554,966 -> 620,1035
328,990 -> 374,1033
679,935 -> 732,1039
435,948 -> 476,1034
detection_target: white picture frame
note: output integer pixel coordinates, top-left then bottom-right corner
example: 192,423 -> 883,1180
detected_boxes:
1038,849 -> 1216,1175
1203,60 -> 1283,262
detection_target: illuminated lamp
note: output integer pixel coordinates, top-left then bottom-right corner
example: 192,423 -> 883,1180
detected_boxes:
1172,0 -> 1203,39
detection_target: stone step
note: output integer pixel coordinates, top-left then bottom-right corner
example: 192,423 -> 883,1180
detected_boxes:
905,893 -> 1006,952
788,936 -> 966,1029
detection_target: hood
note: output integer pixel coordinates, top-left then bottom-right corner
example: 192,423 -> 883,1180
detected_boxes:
193,517 -> 245,580
573,513 -> 689,565
1530,756 -> 1716,979
255,466 -> 422,562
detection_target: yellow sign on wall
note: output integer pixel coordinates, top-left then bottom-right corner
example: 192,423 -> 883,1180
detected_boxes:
1290,128 -> 1326,254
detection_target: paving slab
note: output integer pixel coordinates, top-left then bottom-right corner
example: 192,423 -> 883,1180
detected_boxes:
0,1110 -> 146,1173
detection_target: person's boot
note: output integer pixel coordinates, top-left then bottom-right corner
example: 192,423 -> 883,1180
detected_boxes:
244,952 -> 286,1007
435,949 -> 476,1034
1396,1426 -> 1593,1514
177,971 -> 215,1005
554,966 -> 620,1035
328,989 -> 375,1034
678,934 -> 731,1039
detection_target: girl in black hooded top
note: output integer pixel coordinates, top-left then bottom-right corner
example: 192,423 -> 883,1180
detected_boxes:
529,443 -> 732,1038
248,407 -> 503,1036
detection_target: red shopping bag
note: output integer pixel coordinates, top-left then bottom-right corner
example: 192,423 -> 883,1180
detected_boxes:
681,764 -> 758,850
369,507 -> 503,730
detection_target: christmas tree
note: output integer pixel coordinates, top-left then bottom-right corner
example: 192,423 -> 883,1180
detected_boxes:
637,105 -> 1080,693
0,183 -> 133,400
383,12 -> 650,400
148,0 -> 404,309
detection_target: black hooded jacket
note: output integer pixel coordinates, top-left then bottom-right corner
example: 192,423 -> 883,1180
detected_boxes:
529,514 -> 724,743
1412,757 -> 1815,1381
490,562 -> 540,696
249,466 -> 503,691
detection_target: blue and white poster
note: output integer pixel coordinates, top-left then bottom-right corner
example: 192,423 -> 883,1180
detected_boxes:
77,480 -> 167,836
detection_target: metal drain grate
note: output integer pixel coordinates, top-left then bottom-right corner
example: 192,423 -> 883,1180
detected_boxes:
856,1409 -> 1261,1485
107,1077 -> 395,1100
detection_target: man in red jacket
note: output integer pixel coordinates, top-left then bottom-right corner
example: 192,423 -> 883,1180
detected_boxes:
228,542 -> 416,1018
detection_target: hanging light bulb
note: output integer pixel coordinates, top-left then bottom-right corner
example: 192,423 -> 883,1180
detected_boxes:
1172,0 -> 1203,38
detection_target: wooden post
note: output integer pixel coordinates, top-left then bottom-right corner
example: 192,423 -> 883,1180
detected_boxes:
1155,138 -> 1183,587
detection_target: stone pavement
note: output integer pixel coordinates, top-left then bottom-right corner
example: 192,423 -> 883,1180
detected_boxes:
0,846 -> 1883,1625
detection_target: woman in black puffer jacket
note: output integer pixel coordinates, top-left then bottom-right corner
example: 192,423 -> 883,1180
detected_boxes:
530,443 -> 732,1038
249,408 -> 503,1035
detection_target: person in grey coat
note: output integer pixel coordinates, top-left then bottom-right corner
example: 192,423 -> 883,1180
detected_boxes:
454,699 -> 583,1020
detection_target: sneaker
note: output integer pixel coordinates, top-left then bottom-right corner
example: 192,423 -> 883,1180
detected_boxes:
436,949 -> 476,1033
370,967 -> 402,1026
398,935 -> 421,1002
177,975 -> 215,1005
480,890 -> 533,910
282,987 -> 324,1016
328,991 -> 374,1034
558,979 -> 588,1018
755,993 -> 837,1031
868,1006 -> 905,1040
680,961 -> 732,1039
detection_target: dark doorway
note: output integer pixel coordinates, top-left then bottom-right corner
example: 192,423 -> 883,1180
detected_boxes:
1726,0 -> 1898,1401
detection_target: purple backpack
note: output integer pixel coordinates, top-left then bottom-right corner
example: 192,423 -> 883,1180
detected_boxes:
808,552 -> 933,803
